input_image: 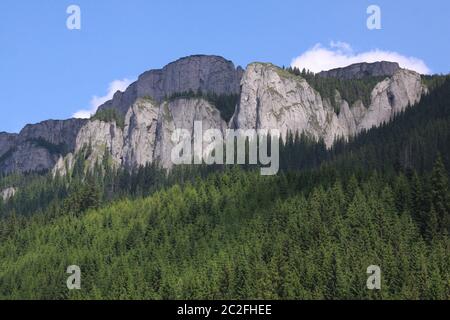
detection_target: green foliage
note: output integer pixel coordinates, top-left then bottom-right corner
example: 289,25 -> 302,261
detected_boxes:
91,108 -> 125,129
422,75 -> 450,92
0,169 -> 448,299
430,155 -> 450,235
62,180 -> 101,216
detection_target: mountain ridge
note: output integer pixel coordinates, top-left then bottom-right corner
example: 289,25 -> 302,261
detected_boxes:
0,55 -> 430,175
317,61 -> 401,79
97,55 -> 244,115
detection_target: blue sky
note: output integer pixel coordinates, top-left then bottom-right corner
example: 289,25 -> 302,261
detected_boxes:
0,0 -> 449,132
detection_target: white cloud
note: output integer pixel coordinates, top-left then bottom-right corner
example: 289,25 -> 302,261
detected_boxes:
72,78 -> 133,119
291,42 -> 431,75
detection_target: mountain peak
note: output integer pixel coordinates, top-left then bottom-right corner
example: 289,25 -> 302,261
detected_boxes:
99,55 -> 243,115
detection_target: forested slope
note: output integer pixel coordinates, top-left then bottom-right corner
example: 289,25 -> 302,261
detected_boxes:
0,77 -> 449,300
0,168 -> 448,299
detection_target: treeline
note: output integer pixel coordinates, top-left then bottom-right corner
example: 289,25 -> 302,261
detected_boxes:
92,108 -> 125,129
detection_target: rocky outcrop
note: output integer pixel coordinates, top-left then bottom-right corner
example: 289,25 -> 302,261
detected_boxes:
122,98 -> 160,168
19,119 -> 86,151
73,119 -> 124,170
153,98 -> 227,167
318,61 -> 400,80
55,97 -> 227,173
98,55 -> 244,115
357,69 -> 423,130
0,119 -> 87,174
1,187 -> 16,202
232,63 -> 424,147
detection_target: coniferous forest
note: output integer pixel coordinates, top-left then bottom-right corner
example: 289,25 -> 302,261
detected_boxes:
0,78 -> 449,300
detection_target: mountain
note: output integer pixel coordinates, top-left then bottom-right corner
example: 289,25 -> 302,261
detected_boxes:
98,55 -> 244,115
56,59 -> 424,172
0,56 -> 427,175
231,62 -> 423,146
0,64 -> 448,300
317,61 -> 400,79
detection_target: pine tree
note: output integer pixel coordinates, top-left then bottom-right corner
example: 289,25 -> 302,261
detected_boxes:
430,154 -> 450,233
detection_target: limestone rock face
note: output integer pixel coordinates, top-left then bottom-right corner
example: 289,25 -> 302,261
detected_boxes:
98,55 -> 243,115
122,98 -> 159,168
154,98 -> 228,168
56,97 -> 226,173
1,187 -> 16,202
318,61 -> 400,80
232,63 -> 425,147
231,63 -> 353,146
19,119 -> 86,151
357,69 -> 423,131
74,120 -> 124,170
0,141 -> 57,174
0,119 -> 87,174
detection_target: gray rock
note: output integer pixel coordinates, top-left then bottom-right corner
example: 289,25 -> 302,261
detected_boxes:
122,98 -> 160,169
98,55 -> 243,115
19,119 -> 87,150
232,62 -> 424,147
0,119 -> 87,174
0,133 -> 18,158
55,97 -> 226,173
1,187 -> 16,202
318,61 -> 400,80
73,119 -> 124,171
357,69 -> 423,131
153,98 -> 227,168
0,141 -> 58,174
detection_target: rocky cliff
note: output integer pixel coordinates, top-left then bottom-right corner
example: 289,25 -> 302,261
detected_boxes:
54,96 -> 227,173
0,119 -> 87,174
98,55 -> 244,115
232,63 -> 424,147
318,61 -> 400,80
